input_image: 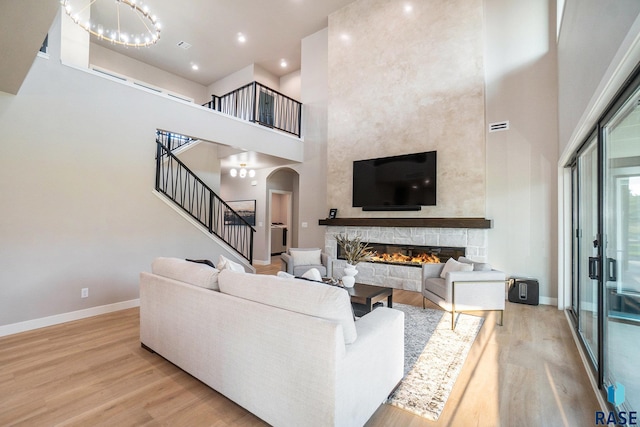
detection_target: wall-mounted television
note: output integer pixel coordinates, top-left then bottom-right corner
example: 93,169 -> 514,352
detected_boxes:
352,151 -> 436,211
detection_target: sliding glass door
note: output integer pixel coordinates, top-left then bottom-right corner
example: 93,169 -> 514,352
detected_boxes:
570,70 -> 640,413
576,135 -> 600,369
602,85 -> 640,412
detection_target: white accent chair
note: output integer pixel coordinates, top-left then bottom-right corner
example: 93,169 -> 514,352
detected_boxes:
422,257 -> 506,329
281,247 -> 333,278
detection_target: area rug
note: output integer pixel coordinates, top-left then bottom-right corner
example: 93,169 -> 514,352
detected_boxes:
386,303 -> 484,421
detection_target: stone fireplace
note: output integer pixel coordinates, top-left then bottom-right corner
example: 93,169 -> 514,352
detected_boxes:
324,221 -> 489,292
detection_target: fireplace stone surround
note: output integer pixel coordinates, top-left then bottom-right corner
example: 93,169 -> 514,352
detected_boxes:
324,224 -> 489,292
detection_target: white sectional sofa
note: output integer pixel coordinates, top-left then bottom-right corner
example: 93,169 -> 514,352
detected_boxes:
140,257 -> 404,427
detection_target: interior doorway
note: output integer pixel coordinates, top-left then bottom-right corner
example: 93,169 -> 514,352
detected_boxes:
265,167 -> 299,263
269,190 -> 292,255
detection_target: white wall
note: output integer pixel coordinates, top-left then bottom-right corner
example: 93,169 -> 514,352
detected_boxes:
484,0 -> 559,302
280,70 -> 301,101
60,9 -> 89,68
175,142 -> 221,193
208,64 -> 254,96
0,15 -> 302,328
89,43 -> 210,104
298,28 -> 329,249
254,64 -> 280,90
557,0 -> 640,154
208,63 -> 283,97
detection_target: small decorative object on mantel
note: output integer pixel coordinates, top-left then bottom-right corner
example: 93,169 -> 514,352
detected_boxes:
328,208 -> 338,219
335,233 -> 372,288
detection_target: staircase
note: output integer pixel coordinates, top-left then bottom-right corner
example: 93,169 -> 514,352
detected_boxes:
155,130 -> 255,263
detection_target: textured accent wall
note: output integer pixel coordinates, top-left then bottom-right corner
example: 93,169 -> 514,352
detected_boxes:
327,0 -> 485,217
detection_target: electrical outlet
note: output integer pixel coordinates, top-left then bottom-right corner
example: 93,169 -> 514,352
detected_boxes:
81,288 -> 88,298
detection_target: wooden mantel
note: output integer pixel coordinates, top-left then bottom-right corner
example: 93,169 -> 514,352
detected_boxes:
318,217 -> 492,229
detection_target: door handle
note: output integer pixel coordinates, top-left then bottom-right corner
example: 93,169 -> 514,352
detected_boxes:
589,257 -> 600,280
607,258 -> 617,282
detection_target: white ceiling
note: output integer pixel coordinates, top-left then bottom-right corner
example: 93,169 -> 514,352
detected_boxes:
90,0 -> 357,86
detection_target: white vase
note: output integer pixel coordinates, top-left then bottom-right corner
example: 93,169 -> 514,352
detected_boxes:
342,276 -> 355,287
342,264 -> 358,288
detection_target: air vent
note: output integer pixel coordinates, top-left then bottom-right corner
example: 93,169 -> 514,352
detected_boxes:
133,81 -> 161,92
177,41 -> 192,49
91,67 -> 126,81
489,120 -> 510,132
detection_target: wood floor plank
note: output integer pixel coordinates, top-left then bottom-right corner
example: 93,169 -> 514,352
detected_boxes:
0,258 -> 601,426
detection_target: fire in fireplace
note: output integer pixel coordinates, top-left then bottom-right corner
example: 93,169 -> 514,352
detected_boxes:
337,243 -> 466,267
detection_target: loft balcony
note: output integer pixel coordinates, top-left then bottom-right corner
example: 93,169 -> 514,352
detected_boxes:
203,82 -> 302,138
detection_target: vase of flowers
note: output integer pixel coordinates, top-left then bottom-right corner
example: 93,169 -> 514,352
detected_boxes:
335,233 -> 371,287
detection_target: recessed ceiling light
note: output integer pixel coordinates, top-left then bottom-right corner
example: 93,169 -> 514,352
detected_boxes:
191,64 -> 199,71
237,32 -> 246,43
404,3 -> 413,13
280,59 -> 287,68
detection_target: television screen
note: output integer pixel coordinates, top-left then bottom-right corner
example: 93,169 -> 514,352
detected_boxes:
352,151 -> 436,209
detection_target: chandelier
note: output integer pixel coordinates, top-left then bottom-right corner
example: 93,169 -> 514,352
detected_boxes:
61,0 -> 162,48
230,163 -> 255,179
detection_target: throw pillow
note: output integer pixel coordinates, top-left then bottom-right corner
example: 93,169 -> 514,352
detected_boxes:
217,254 -> 245,272
301,268 -> 323,282
440,257 -> 474,278
458,256 -> 492,272
289,248 -> 321,266
186,258 -> 216,268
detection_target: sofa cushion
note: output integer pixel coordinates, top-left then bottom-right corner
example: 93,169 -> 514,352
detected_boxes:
152,257 -> 220,291
440,258 -> 473,278
458,256 -> 492,272
218,269 -> 357,344
293,265 -> 327,277
289,248 -> 322,266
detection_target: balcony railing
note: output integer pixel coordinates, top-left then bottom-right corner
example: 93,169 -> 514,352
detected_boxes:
155,131 -> 255,263
204,82 -> 302,137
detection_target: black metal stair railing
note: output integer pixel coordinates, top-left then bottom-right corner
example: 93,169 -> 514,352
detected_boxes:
204,81 -> 302,137
155,134 -> 255,263
157,130 -> 196,153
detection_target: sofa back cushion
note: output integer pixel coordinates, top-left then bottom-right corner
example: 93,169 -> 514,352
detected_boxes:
289,248 -> 322,266
152,257 -> 220,291
458,256 -> 492,272
218,269 -> 357,344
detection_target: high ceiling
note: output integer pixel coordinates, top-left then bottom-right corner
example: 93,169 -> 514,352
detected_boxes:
88,0 -> 357,86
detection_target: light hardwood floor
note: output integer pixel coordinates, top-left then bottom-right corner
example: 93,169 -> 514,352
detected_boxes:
0,258 -> 600,426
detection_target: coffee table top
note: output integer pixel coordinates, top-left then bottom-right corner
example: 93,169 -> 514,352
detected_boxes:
346,283 -> 392,305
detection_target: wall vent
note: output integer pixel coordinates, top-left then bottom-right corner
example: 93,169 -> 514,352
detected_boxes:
489,121 -> 510,132
177,41 -> 192,49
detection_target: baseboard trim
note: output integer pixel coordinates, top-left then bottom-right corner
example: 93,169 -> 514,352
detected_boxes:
0,299 -> 140,338
539,296 -> 558,306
